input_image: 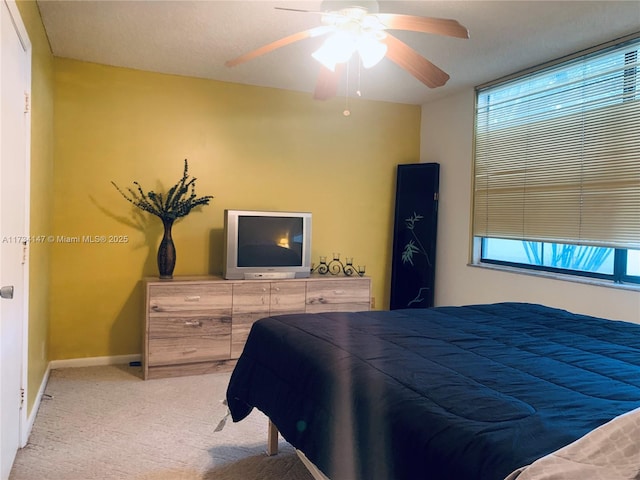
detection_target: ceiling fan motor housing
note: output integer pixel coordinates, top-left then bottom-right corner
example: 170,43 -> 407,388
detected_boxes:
320,0 -> 380,14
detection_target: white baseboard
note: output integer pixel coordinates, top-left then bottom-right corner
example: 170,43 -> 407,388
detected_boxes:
22,362 -> 51,447
49,354 -> 142,370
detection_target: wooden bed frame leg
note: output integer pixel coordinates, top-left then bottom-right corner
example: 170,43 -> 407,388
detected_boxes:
267,419 -> 279,456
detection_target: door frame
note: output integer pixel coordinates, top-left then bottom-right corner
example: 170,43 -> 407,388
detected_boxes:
1,0 -> 31,452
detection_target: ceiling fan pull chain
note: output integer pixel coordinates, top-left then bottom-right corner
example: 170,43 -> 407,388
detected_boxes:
344,60 -> 351,116
356,57 -> 362,97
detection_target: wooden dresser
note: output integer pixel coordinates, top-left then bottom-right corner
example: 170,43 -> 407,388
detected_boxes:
143,275 -> 371,379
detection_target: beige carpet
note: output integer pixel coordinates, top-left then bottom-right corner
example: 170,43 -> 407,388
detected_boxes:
10,365 -> 314,480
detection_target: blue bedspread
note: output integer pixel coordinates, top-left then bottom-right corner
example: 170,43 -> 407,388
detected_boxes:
226,303 -> 640,480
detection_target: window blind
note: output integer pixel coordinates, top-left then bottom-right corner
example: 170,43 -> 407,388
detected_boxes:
473,35 -> 640,249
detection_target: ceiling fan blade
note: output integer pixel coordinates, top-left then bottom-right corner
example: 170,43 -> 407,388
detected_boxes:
274,7 -> 341,18
225,25 -> 333,67
313,64 -> 345,100
376,13 -> 469,39
274,7 -> 316,13
382,33 -> 450,88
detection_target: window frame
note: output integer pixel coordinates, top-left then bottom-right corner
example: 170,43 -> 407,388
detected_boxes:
472,33 -> 640,287
478,239 -> 640,285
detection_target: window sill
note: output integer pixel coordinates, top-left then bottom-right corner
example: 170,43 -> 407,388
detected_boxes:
468,262 -> 640,292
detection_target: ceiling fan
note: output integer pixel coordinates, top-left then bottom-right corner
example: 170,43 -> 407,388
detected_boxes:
225,1 -> 469,100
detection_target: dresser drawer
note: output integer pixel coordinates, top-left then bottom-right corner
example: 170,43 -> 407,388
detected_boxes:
232,283 -> 270,314
270,282 -> 306,313
148,314 -> 232,339
148,335 -> 230,366
306,279 -> 370,307
231,312 -> 266,359
149,283 -> 232,314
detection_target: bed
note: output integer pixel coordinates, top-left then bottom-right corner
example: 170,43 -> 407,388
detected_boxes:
225,302 -> 640,480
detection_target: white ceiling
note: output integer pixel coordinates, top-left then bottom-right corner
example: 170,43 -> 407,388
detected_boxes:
37,0 -> 640,105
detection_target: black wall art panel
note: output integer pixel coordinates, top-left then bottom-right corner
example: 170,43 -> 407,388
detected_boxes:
390,163 -> 439,310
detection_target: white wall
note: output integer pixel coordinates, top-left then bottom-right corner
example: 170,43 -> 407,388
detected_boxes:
421,89 -> 640,324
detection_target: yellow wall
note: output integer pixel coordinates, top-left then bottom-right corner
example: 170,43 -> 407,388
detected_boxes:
51,58 -> 421,359
16,0 -> 54,414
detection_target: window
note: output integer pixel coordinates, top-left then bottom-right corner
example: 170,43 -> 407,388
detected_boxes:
473,34 -> 640,285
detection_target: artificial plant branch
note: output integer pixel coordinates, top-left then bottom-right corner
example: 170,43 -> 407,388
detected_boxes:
112,159 -> 214,221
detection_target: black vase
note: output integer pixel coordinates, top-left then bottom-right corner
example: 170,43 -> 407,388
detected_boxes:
157,218 -> 176,279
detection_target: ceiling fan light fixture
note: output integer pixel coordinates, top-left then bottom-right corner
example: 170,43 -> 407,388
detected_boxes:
312,30 -> 356,70
357,34 -> 387,68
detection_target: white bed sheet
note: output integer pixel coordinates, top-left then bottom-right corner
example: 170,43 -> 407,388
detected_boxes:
505,406 -> 640,480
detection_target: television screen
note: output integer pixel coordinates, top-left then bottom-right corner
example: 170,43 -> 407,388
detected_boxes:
237,216 -> 303,267
223,209 -> 312,280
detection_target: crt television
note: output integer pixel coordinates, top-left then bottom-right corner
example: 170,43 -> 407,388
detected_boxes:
223,209 -> 312,280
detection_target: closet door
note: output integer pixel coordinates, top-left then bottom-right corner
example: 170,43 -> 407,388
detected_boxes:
390,163 -> 439,310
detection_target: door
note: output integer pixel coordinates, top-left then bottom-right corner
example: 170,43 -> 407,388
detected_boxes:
1,1 -> 30,478
389,163 -> 439,310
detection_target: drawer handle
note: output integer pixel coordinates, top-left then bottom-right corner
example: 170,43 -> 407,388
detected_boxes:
184,320 -> 201,327
333,290 -> 345,295
184,295 -> 201,302
182,348 -> 198,354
